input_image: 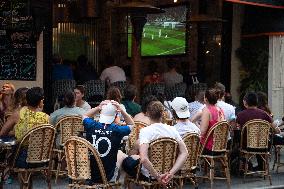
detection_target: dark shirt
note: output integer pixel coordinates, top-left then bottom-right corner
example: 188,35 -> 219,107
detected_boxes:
236,108 -> 272,128
236,108 -> 273,149
52,64 -> 73,80
122,100 -> 142,117
83,118 -> 131,182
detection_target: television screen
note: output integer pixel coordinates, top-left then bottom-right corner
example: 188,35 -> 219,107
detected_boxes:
128,5 -> 187,57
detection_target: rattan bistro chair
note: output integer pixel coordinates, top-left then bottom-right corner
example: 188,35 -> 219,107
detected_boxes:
64,136 -> 121,189
174,133 -> 200,189
12,124 -> 56,189
239,119 -> 272,185
199,121 -> 231,189
127,137 -> 178,189
52,115 -> 84,183
126,121 -> 148,152
273,124 -> 284,172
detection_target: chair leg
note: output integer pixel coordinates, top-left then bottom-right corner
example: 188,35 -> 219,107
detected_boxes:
18,172 -> 32,189
45,168 -> 52,189
265,155 -> 272,185
243,154 -> 248,183
209,158 -> 215,189
55,151 -> 62,183
276,147 -> 281,173
179,177 -> 183,189
272,146 -> 277,171
224,155 -> 231,188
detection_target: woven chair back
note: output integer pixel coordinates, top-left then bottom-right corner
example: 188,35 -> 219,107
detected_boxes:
128,121 -> 148,149
242,119 -> 271,149
56,116 -> 83,145
148,137 -> 178,174
202,121 -> 229,153
64,136 -> 108,183
84,80 -> 106,100
182,133 -> 200,171
14,124 -> 55,164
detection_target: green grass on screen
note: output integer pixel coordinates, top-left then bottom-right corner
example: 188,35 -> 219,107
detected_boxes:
128,25 -> 185,56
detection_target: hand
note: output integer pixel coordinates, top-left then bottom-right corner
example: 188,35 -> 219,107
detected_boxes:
98,100 -> 110,109
156,174 -> 167,187
111,100 -> 122,111
160,172 -> 174,185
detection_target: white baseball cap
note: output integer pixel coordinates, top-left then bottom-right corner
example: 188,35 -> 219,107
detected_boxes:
171,97 -> 190,118
99,103 -> 117,124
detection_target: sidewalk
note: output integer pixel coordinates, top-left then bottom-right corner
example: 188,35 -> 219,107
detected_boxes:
3,160 -> 284,189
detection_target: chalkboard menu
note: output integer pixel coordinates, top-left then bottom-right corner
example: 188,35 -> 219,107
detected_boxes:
0,0 -> 36,80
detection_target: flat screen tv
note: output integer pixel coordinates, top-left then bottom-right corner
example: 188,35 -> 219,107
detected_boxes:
128,5 -> 187,57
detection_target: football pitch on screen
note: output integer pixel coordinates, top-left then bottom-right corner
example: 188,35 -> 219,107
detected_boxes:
128,25 -> 186,56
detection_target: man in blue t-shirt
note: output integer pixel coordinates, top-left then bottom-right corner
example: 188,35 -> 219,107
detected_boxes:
83,100 -> 134,183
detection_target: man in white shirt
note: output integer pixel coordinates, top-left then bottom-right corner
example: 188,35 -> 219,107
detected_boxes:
123,101 -> 188,185
100,56 -> 126,84
172,97 -> 200,137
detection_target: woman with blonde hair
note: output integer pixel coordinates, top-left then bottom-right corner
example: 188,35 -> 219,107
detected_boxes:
0,87 -> 29,136
0,82 -> 15,121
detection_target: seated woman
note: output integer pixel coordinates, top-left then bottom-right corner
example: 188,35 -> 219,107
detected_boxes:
0,82 -> 15,122
4,87 -> 49,168
200,88 -> 225,155
133,95 -> 158,125
171,97 -> 200,137
74,85 -> 91,111
0,87 -> 29,137
50,90 -> 86,126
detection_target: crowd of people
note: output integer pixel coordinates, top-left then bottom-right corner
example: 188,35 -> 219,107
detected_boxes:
51,54 -> 186,91
0,76 -> 283,186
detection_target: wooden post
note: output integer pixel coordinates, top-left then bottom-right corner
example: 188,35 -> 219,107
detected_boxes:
130,14 -> 147,100
188,0 -> 199,73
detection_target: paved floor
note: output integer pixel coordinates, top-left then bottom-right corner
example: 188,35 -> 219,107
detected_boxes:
3,158 -> 284,189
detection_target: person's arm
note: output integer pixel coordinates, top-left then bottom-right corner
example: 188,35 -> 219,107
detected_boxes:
272,122 -> 281,134
190,111 -> 202,124
83,100 -> 109,119
128,139 -> 140,155
139,143 -> 161,180
200,108 -> 210,137
162,140 -> 188,184
83,106 -> 101,119
0,111 -> 19,136
111,101 -> 134,126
